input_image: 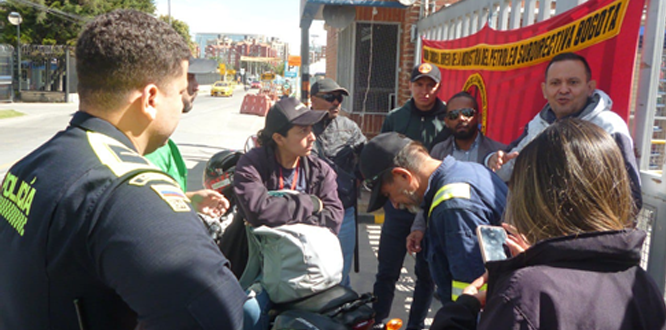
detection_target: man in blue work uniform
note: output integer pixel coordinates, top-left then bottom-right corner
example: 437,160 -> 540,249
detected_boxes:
0,10 -> 245,330
407,91 -> 507,257
360,132 -> 507,306
372,63 -> 449,330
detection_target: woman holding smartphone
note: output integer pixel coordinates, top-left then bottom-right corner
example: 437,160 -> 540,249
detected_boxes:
432,118 -> 666,330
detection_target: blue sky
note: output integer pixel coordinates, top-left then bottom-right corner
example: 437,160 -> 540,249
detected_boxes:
154,0 -> 326,54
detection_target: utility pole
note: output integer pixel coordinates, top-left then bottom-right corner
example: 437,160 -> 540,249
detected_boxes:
168,0 -> 172,25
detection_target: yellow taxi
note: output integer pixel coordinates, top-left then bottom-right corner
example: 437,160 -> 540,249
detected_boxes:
211,81 -> 233,97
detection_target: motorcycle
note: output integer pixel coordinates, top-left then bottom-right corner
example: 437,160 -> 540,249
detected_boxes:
201,136 -> 379,330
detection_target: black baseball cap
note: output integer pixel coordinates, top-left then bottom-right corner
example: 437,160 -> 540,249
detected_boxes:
360,132 -> 412,212
188,58 -> 217,74
264,97 -> 327,137
311,78 -> 349,96
410,63 -> 441,83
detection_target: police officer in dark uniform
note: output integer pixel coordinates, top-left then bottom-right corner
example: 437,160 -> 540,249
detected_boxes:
0,10 -> 245,330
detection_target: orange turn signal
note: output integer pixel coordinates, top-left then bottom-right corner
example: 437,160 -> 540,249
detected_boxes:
386,318 -> 403,330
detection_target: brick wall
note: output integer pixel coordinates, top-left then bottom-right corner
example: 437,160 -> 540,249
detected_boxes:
347,112 -> 385,140
397,5 -> 420,106
325,26 -> 338,80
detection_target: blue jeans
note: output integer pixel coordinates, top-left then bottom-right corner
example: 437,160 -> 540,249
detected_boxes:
338,207 -> 356,288
243,287 -> 272,330
373,203 -> 434,330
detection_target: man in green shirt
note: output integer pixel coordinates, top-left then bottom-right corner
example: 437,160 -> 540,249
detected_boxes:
146,58 -> 229,217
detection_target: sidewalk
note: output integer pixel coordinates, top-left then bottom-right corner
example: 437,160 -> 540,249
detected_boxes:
357,189 -> 384,224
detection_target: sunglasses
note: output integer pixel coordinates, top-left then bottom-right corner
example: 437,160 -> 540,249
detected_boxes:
446,108 -> 476,120
318,93 -> 344,103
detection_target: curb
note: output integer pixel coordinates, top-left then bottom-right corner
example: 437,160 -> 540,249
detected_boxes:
358,212 -> 384,224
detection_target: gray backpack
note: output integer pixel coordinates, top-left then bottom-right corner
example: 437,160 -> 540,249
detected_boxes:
240,223 -> 343,303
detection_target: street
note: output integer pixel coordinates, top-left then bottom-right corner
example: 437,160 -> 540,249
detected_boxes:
0,86 -> 441,328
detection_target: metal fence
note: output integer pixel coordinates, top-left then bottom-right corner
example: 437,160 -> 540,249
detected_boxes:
0,45 -> 14,102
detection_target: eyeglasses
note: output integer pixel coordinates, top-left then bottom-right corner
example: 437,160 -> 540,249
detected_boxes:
446,108 -> 476,120
318,93 -> 343,103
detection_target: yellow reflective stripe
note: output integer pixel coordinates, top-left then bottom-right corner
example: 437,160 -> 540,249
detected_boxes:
87,131 -> 158,177
451,280 -> 487,301
428,182 -> 471,217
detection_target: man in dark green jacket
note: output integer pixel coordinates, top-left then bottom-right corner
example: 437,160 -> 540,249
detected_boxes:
371,63 -> 449,330
380,63 -> 449,150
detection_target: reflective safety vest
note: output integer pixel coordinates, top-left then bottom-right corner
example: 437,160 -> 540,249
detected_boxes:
427,182 -> 484,301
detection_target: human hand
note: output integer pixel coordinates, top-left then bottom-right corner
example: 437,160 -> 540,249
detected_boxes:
488,151 -> 519,171
462,272 -> 488,307
502,223 -> 531,256
407,230 -> 425,254
187,189 -> 230,217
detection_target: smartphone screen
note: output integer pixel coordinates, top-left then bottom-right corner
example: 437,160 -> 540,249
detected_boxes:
476,225 -> 508,263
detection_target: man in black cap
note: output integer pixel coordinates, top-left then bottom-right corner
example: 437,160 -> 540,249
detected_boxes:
311,78 -> 367,288
360,132 -> 506,311
234,97 -> 344,330
371,63 -> 449,329
146,58 -> 230,217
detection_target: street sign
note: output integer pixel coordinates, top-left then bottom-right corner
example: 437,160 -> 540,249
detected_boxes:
284,61 -> 299,78
261,72 -> 275,81
288,55 -> 301,67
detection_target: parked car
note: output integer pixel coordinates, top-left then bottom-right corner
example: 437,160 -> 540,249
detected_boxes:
250,80 -> 261,89
211,81 -> 233,97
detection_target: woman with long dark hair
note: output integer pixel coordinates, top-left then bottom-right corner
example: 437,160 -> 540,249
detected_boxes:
432,118 -> 666,329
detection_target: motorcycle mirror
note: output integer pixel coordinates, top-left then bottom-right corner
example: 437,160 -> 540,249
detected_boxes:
244,134 -> 259,153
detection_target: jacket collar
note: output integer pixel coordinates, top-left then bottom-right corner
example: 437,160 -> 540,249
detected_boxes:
261,146 -> 313,189
408,98 -> 447,118
539,89 -> 612,123
486,229 -> 645,282
69,111 -> 138,152
423,156 -> 456,209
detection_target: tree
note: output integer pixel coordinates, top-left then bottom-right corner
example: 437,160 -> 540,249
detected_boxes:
158,15 -> 196,54
0,0 -> 156,46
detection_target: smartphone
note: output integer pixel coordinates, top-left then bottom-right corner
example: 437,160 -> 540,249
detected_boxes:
476,225 -> 508,263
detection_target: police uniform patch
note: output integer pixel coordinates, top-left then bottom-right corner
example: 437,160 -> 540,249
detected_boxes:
150,184 -> 191,212
87,131 -> 158,177
129,172 -> 178,187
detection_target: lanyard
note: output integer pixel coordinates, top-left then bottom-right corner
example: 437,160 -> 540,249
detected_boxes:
278,158 -> 300,190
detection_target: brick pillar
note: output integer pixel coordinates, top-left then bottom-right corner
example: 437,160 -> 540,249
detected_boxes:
325,25 -> 338,80
397,5 -> 421,106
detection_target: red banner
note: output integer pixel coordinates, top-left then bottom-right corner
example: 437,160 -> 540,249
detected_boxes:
421,0 -> 644,144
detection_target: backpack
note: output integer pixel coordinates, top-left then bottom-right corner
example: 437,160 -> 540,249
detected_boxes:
240,223 -> 343,303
